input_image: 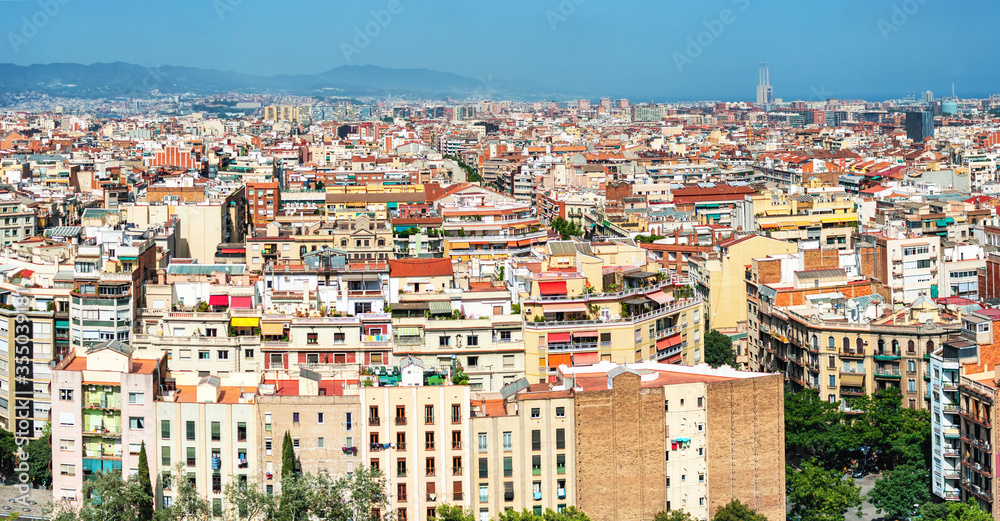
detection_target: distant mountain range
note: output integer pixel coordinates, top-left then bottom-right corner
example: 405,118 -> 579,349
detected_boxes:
0,62 -> 563,100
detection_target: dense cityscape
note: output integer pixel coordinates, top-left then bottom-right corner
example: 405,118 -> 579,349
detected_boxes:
3,2 -> 1000,521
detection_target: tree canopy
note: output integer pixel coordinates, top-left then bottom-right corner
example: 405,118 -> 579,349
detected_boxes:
711,500 -> 768,521
865,463 -> 930,519
653,510 -> 696,521
704,329 -> 736,368
550,217 -> 584,240
784,387 -> 844,460
785,459 -> 863,521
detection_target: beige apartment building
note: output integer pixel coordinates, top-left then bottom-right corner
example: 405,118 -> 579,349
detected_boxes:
155,376 -> 258,516
256,372 -> 363,493
358,363 -> 473,521
470,385 -> 575,519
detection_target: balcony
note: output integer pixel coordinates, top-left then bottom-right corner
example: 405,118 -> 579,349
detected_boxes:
960,411 -> 993,428
556,465 -> 566,475
453,492 -> 463,501
452,441 -> 462,450
942,428 -> 961,438
557,488 -> 566,499
532,468 -> 542,476
962,459 -> 993,478
840,348 -> 865,358
874,369 -> 902,379
873,353 -> 901,361
369,417 -> 380,426
942,448 -> 961,458
397,469 -> 407,478
452,466 -> 463,475
395,417 -> 407,426
546,341 -> 598,353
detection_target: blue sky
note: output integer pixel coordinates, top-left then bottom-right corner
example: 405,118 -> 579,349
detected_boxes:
1,0 -> 997,101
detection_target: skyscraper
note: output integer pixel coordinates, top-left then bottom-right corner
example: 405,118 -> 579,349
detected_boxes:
756,62 -> 773,106
905,111 -> 935,142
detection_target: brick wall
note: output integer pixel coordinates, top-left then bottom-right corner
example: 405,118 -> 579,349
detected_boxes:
575,372 -> 667,521
606,181 -> 633,204
802,249 -> 841,271
757,259 -> 782,284
706,374 -> 785,520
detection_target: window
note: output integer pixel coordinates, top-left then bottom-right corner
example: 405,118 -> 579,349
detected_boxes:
186,421 -> 196,440
237,422 -> 247,442
59,464 -> 75,476
467,335 -> 479,346
503,456 -> 513,477
425,432 -> 435,450
217,350 -> 229,360
479,457 -> 488,478
452,431 -> 462,449
161,420 -> 171,439
162,446 -> 171,466
451,404 -> 461,423
59,388 -> 73,401
439,336 -> 450,347
129,417 -> 145,430
187,447 -> 196,467
696,397 -> 704,408
245,349 -> 254,359
59,438 -> 74,451
478,433 -> 487,452
697,423 -> 705,432
346,412 -> 354,431
307,333 -> 318,344
829,375 -> 836,387
211,422 -> 221,441
293,412 -> 300,424
480,485 -> 489,503
530,408 -> 540,419
503,431 -> 512,451
556,428 -> 565,449
531,430 -> 541,451
198,351 -> 210,360
504,482 -> 514,501
293,437 -> 300,449
426,457 -> 436,476
555,406 -> 565,418
424,405 -> 434,424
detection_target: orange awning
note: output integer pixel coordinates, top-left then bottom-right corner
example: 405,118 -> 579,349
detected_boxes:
548,353 -> 571,368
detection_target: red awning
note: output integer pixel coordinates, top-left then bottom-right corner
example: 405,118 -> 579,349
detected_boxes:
572,331 -> 598,338
220,248 -> 245,254
547,332 -> 571,343
572,352 -> 600,366
541,302 -> 587,313
18,269 -> 33,278
657,334 -> 683,350
538,280 -> 568,295
208,295 -> 229,306
647,291 -> 672,305
230,296 -> 253,309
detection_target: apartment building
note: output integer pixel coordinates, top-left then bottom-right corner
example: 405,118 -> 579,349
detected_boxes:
689,234 -> 796,331
50,342 -> 165,504
256,376 -> 362,489
0,190 -> 38,245
245,216 -> 393,272
738,189 -> 857,249
747,255 -> 957,409
931,341 -> 999,516
247,181 -> 281,229
562,362 -> 785,521
0,284 -> 70,438
470,384 -> 575,519
869,232 -> 942,304
155,377 -> 258,515
358,365 -> 473,521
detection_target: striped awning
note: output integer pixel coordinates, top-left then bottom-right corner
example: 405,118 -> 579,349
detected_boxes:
260,322 -> 285,335
396,327 -> 422,336
427,301 -> 453,315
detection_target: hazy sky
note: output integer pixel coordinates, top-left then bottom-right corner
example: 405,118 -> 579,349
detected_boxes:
1,0 -> 997,101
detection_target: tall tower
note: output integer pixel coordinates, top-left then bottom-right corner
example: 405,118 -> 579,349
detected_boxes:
756,62 -> 773,105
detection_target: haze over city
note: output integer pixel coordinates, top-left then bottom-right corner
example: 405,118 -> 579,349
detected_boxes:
2,0 -> 999,100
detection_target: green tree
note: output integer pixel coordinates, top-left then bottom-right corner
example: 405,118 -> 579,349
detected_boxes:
436,504 -> 476,521
919,501 -> 950,521
865,463 -> 930,519
223,476 -> 276,521
0,428 -> 15,476
137,442 -> 154,521
704,329 -> 736,368
278,432 -> 305,521
157,463 -> 210,521
784,388 -> 844,459
341,465 -> 391,521
79,470 -> 152,521
452,362 -> 469,385
550,217 -> 583,240
711,500 -> 768,521
653,510 -> 696,521
786,459 -> 863,521
943,498 -> 993,521
25,423 -> 52,487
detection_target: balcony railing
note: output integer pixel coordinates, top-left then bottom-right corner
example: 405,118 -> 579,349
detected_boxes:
525,298 -> 702,329
369,417 -> 380,426
395,417 -> 407,426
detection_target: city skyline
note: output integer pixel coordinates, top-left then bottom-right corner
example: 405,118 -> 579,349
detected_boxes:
0,0 -> 998,101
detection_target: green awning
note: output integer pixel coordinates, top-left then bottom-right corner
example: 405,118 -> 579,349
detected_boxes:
427,301 -> 453,315
936,219 -> 948,226
396,327 -> 422,336
945,217 -> 955,224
